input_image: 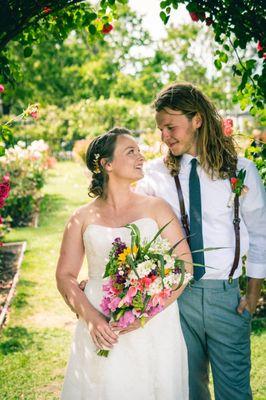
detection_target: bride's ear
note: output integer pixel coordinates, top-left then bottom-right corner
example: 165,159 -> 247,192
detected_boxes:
100,158 -> 112,172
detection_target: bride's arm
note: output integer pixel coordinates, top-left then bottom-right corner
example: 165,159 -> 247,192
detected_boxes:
56,210 -> 118,349
112,198 -> 193,334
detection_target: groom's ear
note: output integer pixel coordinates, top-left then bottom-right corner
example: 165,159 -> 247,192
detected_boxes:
193,113 -> 202,129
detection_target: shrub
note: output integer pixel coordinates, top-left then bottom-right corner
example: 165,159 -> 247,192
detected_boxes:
0,140 -> 49,227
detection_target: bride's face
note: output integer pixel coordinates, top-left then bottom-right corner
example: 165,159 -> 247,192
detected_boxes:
106,135 -> 144,182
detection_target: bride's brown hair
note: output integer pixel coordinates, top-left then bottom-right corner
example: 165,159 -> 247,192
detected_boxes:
86,127 -> 132,198
154,82 -> 238,178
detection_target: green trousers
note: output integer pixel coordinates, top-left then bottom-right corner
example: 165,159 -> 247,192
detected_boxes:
178,279 -> 252,400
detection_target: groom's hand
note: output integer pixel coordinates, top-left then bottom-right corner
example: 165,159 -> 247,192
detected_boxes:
237,278 -> 263,316
237,295 -> 254,315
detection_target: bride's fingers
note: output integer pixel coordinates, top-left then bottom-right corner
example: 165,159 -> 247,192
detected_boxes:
91,333 -> 102,349
103,327 -> 119,342
97,332 -> 113,349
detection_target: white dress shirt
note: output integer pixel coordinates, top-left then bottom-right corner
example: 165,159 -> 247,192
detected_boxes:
136,154 -> 266,280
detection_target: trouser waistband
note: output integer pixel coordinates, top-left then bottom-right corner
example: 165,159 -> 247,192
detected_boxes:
190,278 -> 239,289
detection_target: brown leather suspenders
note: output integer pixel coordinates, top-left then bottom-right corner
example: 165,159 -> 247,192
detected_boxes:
174,173 -> 240,282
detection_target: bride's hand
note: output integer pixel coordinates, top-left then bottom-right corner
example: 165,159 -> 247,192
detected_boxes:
110,319 -> 142,335
87,312 -> 119,349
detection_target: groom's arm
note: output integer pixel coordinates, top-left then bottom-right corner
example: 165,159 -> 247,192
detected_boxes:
238,161 -> 266,315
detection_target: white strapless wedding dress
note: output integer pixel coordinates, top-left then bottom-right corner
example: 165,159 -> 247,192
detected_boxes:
61,218 -> 189,400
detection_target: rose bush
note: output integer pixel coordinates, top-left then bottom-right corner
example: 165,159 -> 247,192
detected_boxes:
0,140 -> 50,227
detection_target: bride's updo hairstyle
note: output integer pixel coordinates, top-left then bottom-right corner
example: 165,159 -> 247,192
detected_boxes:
86,127 -> 132,198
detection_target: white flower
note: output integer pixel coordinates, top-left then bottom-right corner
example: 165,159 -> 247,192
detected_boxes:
147,277 -> 163,296
127,259 -> 156,281
149,237 -> 170,255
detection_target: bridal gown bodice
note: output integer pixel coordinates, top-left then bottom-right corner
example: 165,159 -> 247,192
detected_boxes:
61,218 -> 189,400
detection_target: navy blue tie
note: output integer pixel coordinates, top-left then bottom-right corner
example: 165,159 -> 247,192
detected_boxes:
189,158 -> 205,280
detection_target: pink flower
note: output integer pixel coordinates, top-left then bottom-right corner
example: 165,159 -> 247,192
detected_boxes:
30,111 -> 38,119
0,182 -> 10,200
120,286 -> 138,306
257,41 -> 263,52
223,118 -> 234,136
148,305 -> 164,317
0,84 -> 5,93
2,175 -> 10,183
151,288 -> 171,307
108,296 -> 121,312
118,311 -> 135,328
0,215 -> 3,224
43,7 -> 52,14
100,296 -> 111,316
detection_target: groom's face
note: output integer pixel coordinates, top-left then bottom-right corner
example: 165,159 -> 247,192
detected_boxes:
156,108 -> 201,157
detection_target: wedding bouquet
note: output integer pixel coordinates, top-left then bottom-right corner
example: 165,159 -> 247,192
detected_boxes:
98,221 -> 193,357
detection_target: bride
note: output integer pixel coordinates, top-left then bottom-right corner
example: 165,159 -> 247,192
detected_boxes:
56,127 -> 192,400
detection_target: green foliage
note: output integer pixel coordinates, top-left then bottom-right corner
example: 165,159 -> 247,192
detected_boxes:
245,143 -> 266,186
0,141 -> 48,227
159,0 -> 265,111
10,98 -> 154,152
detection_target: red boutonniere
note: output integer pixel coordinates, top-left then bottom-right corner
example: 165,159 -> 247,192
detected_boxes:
227,169 -> 249,208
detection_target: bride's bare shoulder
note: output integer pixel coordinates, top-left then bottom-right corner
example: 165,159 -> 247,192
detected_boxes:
66,199 -> 99,231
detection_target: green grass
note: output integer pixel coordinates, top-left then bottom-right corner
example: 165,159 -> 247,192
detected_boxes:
0,161 -> 265,399
0,161 -> 89,400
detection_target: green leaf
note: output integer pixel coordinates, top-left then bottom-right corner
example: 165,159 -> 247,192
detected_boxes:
219,52 -> 228,63
126,255 -> 139,279
23,47 -> 33,58
160,11 -> 167,23
168,236 -> 189,256
125,223 -> 141,252
214,59 -> 222,70
89,24 -> 97,35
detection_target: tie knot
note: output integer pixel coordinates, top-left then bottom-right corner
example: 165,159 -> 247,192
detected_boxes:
191,158 -> 198,168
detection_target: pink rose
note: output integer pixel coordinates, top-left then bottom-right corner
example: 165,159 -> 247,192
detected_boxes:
0,84 -> 5,93
0,184 -> 10,199
223,118 -> 234,136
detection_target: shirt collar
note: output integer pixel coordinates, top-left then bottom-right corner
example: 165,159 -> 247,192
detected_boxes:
180,154 -> 199,168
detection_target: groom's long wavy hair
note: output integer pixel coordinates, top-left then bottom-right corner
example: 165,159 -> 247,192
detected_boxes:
154,82 -> 238,179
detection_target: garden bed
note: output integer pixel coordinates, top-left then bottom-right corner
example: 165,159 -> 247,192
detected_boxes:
0,241 -> 27,329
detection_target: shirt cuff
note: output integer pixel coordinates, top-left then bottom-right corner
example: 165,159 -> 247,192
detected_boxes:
246,261 -> 266,279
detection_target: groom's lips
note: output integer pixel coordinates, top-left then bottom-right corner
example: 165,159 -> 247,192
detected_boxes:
168,141 -> 179,148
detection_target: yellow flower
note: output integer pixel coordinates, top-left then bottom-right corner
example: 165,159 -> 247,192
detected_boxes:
118,246 -> 138,263
164,268 -> 171,275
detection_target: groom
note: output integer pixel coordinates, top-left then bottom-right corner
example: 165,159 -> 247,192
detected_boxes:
136,83 -> 266,400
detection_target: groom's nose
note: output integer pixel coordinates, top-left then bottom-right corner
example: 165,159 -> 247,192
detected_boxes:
161,128 -> 171,142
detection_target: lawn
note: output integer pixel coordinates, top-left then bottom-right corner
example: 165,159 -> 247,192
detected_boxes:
0,160 -> 265,399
